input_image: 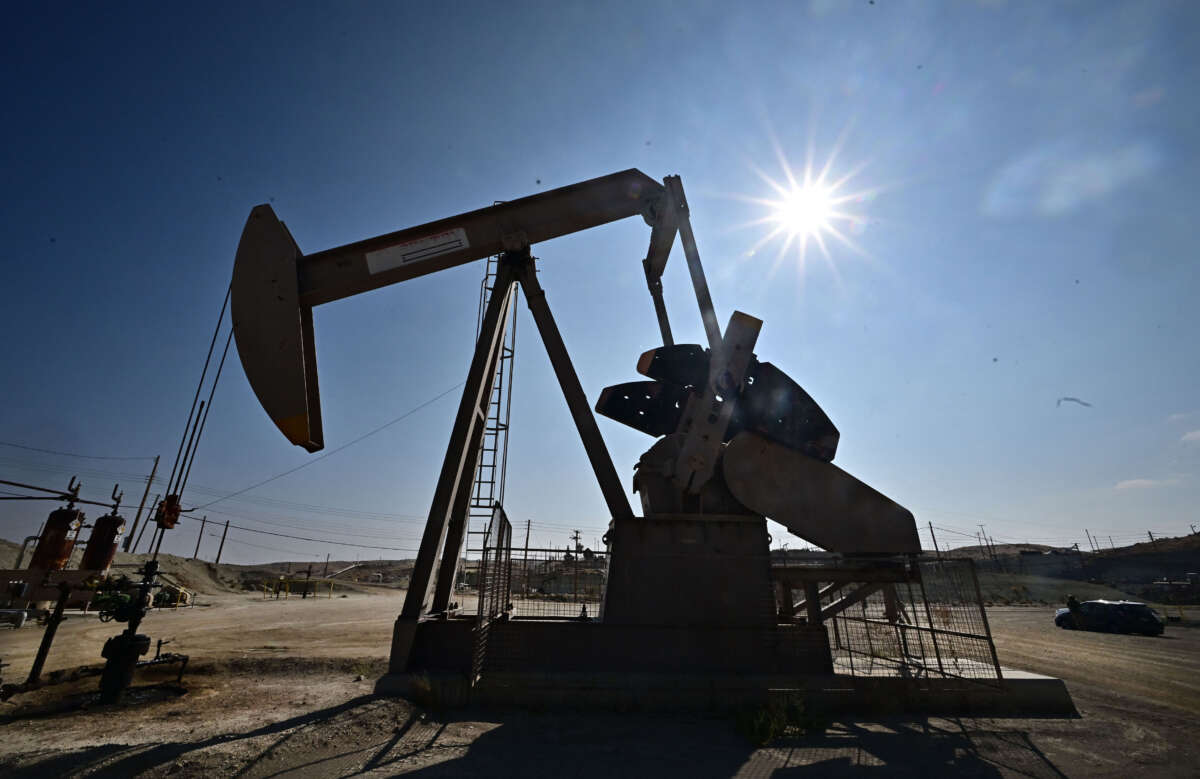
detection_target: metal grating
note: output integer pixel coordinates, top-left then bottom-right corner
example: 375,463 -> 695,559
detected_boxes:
460,545 -> 608,621
825,558 -> 1003,684
508,546 -> 607,620
471,504 -> 512,685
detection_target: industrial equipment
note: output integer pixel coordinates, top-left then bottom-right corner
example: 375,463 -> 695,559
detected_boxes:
0,478 -> 186,702
80,510 -> 125,573
231,171 -> 1016,709
28,506 -> 82,571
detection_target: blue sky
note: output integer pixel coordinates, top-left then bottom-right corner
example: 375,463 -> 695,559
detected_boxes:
2,1 -> 1197,564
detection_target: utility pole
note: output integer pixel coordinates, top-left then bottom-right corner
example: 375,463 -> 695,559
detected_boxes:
1109,536 -> 1115,550
1084,529 -> 1096,553
928,522 -> 941,560
1148,531 -> 1158,547
976,525 -> 995,561
131,494 -> 160,554
570,529 -> 582,552
214,520 -> 229,564
123,455 -> 159,552
192,515 -> 207,559
323,552 -> 330,577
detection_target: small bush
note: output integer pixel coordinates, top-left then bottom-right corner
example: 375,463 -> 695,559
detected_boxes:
734,695 -> 828,746
735,704 -> 786,746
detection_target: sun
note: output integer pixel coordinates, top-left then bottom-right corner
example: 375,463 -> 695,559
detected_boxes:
734,132 -> 876,278
771,183 -> 836,240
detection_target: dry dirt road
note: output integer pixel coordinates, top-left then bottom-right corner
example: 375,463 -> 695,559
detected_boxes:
1,594 -> 1198,777
2,590 -> 408,671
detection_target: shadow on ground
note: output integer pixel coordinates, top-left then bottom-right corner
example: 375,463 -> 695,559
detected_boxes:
2,694 -> 1069,778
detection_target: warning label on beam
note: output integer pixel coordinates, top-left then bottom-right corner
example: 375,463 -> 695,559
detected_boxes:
365,228 -> 470,274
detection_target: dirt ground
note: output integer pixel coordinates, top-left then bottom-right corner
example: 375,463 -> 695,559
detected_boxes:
1,593 -> 1198,777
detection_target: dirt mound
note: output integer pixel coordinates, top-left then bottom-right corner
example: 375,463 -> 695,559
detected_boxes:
106,551 -> 243,595
0,537 -> 28,567
976,571 -> 1140,605
2,536 -> 239,595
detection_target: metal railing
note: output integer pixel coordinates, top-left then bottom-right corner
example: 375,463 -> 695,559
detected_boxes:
472,505 -> 512,684
826,559 -> 1003,684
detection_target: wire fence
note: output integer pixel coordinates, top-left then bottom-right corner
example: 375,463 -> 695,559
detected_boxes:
826,558 -> 1003,684
467,520 -> 1000,685
471,506 -> 511,684
460,546 -> 607,620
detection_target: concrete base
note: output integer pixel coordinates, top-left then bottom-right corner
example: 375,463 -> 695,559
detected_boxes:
393,616 -> 833,676
375,668 -> 1076,718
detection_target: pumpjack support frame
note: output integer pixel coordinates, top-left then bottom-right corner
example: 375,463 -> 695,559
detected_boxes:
228,170 -> 1069,715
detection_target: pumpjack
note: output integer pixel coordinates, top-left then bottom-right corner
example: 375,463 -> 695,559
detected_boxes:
231,170 -> 934,705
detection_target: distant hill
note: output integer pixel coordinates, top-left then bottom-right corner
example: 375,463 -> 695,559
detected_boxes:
0,536 -> 24,566
940,543 -> 1065,560
2,536 -> 413,595
1092,533 -> 1200,558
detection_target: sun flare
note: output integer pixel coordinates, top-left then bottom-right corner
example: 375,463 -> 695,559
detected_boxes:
771,184 -> 836,240
735,133 -> 876,278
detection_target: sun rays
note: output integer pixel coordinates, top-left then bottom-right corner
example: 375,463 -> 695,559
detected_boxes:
733,130 -> 876,283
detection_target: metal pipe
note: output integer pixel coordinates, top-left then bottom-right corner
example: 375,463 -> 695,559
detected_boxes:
26,582 -> 71,686
0,479 -> 115,509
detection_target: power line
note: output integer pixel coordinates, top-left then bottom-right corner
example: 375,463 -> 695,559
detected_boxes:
198,506 -> 427,541
176,512 -> 419,552
204,531 -> 320,559
0,449 -> 422,523
0,439 -> 155,461
190,381 -> 465,511
0,456 -> 153,483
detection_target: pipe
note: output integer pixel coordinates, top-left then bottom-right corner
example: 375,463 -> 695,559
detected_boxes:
27,582 -> 71,686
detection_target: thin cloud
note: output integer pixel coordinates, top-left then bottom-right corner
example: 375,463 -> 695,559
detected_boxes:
1169,411 -> 1198,423
984,139 -> 1160,218
1114,478 -> 1178,490
1182,430 -> 1200,443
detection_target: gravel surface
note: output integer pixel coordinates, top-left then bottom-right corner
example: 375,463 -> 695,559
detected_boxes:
1,597 -> 1197,777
